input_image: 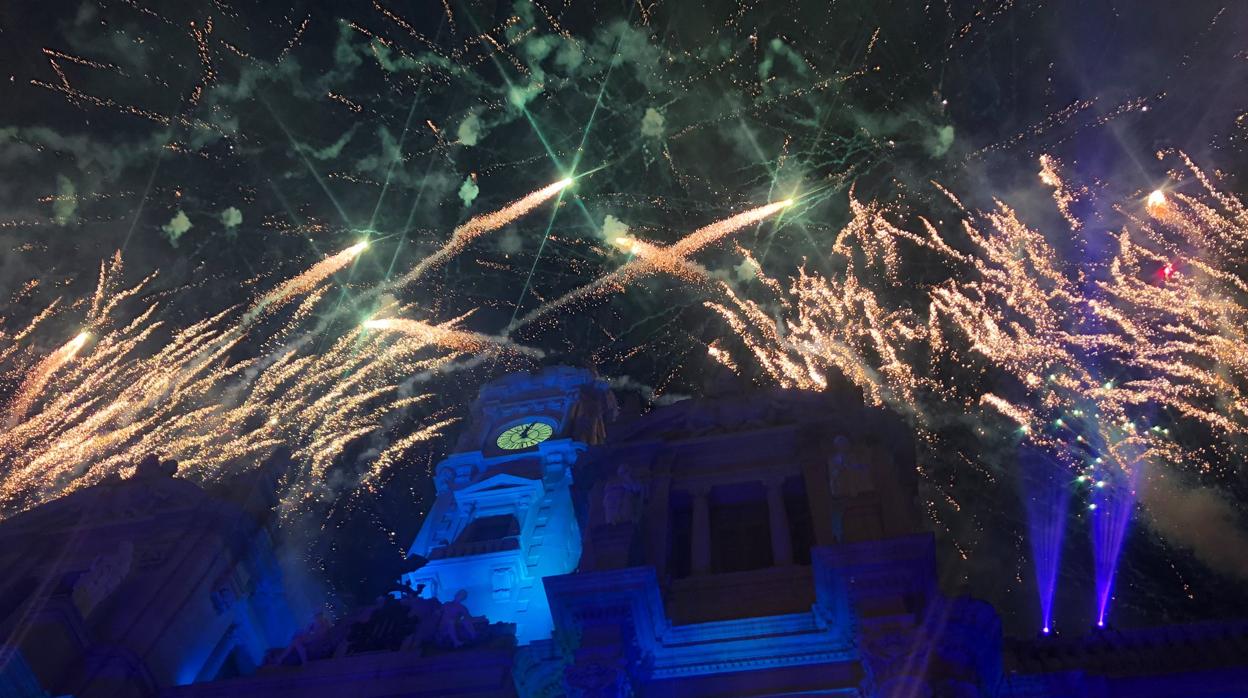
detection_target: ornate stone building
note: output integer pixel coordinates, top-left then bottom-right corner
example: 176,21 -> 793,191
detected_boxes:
0,456 -> 298,697
3,366 -> 1247,697
402,366 -> 615,646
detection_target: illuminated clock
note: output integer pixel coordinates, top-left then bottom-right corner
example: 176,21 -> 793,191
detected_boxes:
495,421 -> 555,450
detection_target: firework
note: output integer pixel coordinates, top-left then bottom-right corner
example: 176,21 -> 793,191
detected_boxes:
363,317 -> 543,357
0,176 -> 575,518
706,153 -> 1248,623
396,178 -> 572,288
3,331 -> 90,428
669,199 -> 793,257
511,199 -> 793,331
1146,189 -> 1168,217
0,247 -> 454,517
251,241 -> 369,318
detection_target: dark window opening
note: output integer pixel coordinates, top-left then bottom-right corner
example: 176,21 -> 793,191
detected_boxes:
214,646 -> 255,681
784,475 -> 815,565
456,514 -> 520,544
0,576 -> 38,625
667,491 -> 693,580
709,482 -> 772,573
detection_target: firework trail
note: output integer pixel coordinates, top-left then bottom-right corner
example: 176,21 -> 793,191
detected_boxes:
396,178 -> 572,289
706,196 -> 935,406
0,248 -> 451,516
0,166 -> 576,517
3,331 -> 90,428
363,317 -> 544,357
510,199 -> 793,331
670,199 -> 793,257
251,240 -> 369,318
705,151 -> 1248,581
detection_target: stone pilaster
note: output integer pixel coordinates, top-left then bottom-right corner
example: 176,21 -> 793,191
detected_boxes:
764,477 -> 794,566
689,485 -> 711,576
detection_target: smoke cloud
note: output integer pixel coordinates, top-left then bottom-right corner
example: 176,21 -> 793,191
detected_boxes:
161,210 -> 193,247
221,206 -> 243,230
1140,474 -> 1248,581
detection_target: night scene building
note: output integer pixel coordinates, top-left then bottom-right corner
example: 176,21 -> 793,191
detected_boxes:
2,366 -> 1247,697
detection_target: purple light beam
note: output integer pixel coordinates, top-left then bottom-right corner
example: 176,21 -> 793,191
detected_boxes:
1090,466 -> 1138,628
1021,447 -> 1069,635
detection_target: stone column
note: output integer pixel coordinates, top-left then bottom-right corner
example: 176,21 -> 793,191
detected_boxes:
691,485 -> 711,575
764,478 -> 794,566
646,464 -> 672,578
801,453 -> 837,546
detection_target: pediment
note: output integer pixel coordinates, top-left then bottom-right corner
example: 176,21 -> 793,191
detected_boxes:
457,472 -> 541,496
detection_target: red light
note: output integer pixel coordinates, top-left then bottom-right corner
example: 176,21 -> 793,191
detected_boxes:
1161,263 -> 1175,280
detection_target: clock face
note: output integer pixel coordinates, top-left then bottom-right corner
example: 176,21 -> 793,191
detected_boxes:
495,421 -> 555,450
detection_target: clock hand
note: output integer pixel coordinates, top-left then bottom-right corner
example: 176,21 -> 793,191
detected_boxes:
519,425 -> 532,439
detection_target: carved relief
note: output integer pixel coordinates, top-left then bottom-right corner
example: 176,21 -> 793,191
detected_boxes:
266,587 -> 514,667
564,660 -> 631,698
602,465 -> 645,525
134,541 -> 172,569
435,467 -> 455,492
72,540 -> 134,619
491,568 -> 516,600
436,589 -> 479,648
210,567 -> 250,615
826,434 -> 875,497
274,611 -> 333,665
859,624 -> 934,698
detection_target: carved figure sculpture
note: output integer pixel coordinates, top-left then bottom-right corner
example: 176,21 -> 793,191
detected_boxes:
827,434 -> 875,496
72,540 -> 134,618
567,384 -> 618,445
436,589 -> 478,648
276,611 -> 332,665
602,464 -> 645,525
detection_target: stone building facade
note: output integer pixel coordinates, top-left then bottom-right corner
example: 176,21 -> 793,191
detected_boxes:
0,456 -> 297,697
2,366 -> 1246,697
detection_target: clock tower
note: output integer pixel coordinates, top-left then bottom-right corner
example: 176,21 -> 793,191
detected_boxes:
403,366 -> 615,644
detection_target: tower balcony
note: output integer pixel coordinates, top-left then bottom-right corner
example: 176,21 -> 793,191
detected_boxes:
427,536 -> 521,561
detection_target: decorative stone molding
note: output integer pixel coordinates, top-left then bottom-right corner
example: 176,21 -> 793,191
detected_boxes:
545,566 -> 857,686
71,540 -> 134,619
564,658 -> 632,698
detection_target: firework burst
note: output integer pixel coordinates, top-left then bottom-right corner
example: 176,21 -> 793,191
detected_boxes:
706,153 -> 1248,595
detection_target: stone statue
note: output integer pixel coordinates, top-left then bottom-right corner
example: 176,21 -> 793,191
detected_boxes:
567,384 -> 618,445
827,434 -> 875,496
132,453 -> 178,478
602,464 -> 645,525
435,467 -> 455,493
436,589 -> 478,648
276,611 -> 333,665
72,540 -> 134,618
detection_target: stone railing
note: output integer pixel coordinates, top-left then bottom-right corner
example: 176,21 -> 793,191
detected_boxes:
427,536 -> 520,560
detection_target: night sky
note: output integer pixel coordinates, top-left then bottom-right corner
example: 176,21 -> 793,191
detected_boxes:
1,0 -> 1246,635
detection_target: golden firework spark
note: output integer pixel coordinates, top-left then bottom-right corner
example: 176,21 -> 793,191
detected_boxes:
1146,189 -> 1169,218
363,317 -> 543,357
0,246 -> 455,518
707,153 -> 1248,501
511,199 -> 793,331
252,240 -> 369,317
3,331 -> 91,428
397,178 -> 572,288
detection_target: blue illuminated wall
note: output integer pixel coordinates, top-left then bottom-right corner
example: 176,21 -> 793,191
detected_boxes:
402,367 -> 611,645
0,460 -> 299,697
